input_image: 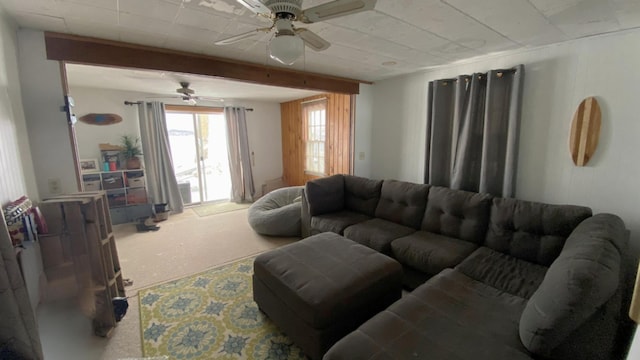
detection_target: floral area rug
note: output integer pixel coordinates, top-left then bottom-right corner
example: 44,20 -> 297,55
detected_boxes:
138,256 -> 308,360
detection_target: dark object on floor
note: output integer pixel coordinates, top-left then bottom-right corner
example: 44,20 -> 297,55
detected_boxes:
253,232 -> 402,360
112,297 -> 128,322
136,218 -> 160,232
136,223 -> 159,232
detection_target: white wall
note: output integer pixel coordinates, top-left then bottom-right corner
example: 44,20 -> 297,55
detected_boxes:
17,29 -> 77,198
71,87 -> 145,164
0,8 -> 37,203
371,73 -> 428,182
370,28 -> 640,255
240,100 -> 284,196
354,83 -> 373,178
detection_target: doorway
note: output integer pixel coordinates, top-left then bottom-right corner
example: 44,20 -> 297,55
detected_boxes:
165,106 -> 231,205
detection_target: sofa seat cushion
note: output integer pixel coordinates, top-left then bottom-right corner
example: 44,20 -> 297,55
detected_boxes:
324,269 -> 533,360
344,218 -> 416,255
456,247 -> 548,299
311,210 -> 371,235
391,231 -> 478,276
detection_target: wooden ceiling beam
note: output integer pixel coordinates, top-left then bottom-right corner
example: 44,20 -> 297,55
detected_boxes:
44,32 -> 366,95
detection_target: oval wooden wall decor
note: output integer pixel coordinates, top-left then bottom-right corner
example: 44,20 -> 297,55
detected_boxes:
79,113 -> 123,125
569,97 -> 602,166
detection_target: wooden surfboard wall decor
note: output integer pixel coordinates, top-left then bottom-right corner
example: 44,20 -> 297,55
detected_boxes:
569,97 -> 602,166
79,113 -> 123,125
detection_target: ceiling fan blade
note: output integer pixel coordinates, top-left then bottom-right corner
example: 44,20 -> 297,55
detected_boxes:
194,96 -> 225,102
295,28 -> 331,51
214,27 -> 272,45
145,96 -> 181,99
301,0 -> 377,24
235,0 -> 271,16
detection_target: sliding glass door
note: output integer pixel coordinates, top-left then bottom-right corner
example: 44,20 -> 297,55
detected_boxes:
165,108 -> 231,205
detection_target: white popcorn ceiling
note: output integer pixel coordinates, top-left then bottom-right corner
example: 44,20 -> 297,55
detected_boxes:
2,0 -> 639,100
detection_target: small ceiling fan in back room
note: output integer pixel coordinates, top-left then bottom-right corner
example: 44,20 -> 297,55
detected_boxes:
215,0 -> 377,65
147,82 -> 224,105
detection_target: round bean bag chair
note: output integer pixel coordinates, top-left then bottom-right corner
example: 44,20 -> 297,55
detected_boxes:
248,186 -> 304,236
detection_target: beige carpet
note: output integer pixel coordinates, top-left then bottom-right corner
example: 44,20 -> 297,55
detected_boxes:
99,208 -> 299,360
191,201 -> 251,217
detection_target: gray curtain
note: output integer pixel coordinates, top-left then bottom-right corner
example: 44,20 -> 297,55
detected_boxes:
0,219 -> 43,359
138,102 -> 184,213
425,64 -> 524,197
224,107 -> 255,203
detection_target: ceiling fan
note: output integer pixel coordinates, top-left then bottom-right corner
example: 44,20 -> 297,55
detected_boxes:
149,82 -> 224,105
215,0 -> 377,65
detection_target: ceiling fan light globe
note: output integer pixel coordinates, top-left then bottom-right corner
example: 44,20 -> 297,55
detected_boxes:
269,34 -> 304,65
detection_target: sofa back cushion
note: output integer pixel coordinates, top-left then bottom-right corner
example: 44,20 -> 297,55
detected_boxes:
519,213 -> 626,357
305,174 -> 345,216
344,175 -> 383,217
421,187 -> 492,244
375,180 -> 429,229
485,198 -> 592,266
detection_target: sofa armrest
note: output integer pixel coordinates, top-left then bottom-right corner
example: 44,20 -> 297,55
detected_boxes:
301,189 -> 311,238
519,213 -> 626,358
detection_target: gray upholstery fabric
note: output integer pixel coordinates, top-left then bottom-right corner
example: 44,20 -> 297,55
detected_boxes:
324,269 -> 532,360
301,190 -> 311,238
248,186 -> 304,236
485,197 -> 592,266
421,186 -> 492,244
456,247 -> 548,299
343,218 -> 416,255
374,180 -> 429,229
344,175 -> 383,217
391,231 -> 478,276
254,232 -> 402,360
310,210 -> 371,235
305,175 -> 345,216
519,214 -> 626,359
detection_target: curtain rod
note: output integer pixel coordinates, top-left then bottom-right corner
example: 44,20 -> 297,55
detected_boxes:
438,68 -> 517,84
124,101 -> 253,111
301,97 -> 327,105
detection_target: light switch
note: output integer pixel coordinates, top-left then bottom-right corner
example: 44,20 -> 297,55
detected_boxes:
48,178 -> 62,194
359,152 -> 365,160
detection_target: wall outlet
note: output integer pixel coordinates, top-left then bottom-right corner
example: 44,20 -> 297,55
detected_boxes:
359,152 -> 365,161
48,178 -> 62,194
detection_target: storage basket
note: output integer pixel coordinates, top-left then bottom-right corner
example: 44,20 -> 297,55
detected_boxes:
128,177 -> 145,188
84,180 -> 101,191
102,175 -> 124,190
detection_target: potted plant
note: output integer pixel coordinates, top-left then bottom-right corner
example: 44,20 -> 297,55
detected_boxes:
120,135 -> 143,169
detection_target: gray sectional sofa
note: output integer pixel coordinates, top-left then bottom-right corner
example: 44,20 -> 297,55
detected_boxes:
300,174 -> 631,360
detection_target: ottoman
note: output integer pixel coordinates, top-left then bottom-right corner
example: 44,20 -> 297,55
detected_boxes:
253,232 -> 403,360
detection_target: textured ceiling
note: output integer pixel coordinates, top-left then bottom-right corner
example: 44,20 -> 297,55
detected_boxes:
2,0 -> 639,99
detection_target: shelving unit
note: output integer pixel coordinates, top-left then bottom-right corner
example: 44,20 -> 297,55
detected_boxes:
40,192 -> 124,337
82,170 -> 151,224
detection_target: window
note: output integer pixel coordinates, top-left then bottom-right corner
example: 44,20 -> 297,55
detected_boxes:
303,99 -> 327,175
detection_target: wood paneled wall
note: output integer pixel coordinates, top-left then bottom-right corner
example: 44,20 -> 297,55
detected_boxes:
281,93 -> 353,186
